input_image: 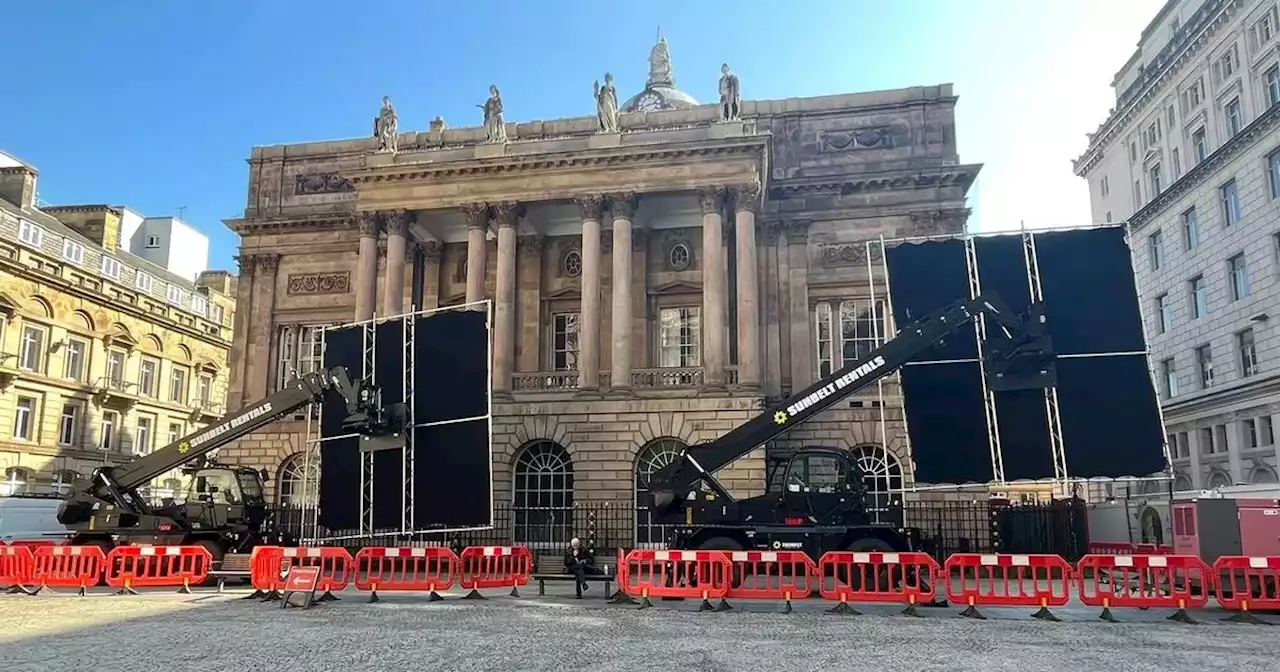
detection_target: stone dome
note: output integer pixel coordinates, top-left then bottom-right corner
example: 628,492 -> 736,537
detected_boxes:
622,36 -> 699,113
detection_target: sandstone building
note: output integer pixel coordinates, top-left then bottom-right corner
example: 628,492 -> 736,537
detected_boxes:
0,151 -> 236,497
1074,0 -> 1280,489
219,39 -> 978,540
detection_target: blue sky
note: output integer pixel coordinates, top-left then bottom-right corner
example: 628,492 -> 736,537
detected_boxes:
3,0 -> 1164,271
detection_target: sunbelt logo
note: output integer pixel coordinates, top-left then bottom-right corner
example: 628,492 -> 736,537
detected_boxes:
784,356 -> 886,417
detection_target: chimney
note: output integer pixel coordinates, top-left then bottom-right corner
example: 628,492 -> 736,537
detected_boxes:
0,165 -> 38,210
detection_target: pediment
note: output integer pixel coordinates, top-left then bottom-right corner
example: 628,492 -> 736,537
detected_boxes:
544,286 -> 581,301
0,292 -> 18,317
649,280 -> 702,296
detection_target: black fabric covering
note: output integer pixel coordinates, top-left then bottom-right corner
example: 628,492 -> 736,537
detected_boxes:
413,310 -> 488,423
1034,227 -> 1146,355
1055,357 -> 1167,478
902,364 -> 993,485
884,239 -> 976,362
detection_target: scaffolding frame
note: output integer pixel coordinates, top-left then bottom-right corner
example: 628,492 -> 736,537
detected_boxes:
1021,232 -> 1070,494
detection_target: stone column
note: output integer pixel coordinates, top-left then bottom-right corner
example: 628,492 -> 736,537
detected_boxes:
492,201 -> 520,400
462,202 -> 490,308
607,192 -> 637,396
758,221 -> 783,398
731,182 -> 763,390
785,220 -> 813,391
382,209 -> 412,317
354,212 -> 380,321
697,186 -> 728,390
631,227 -> 649,370
1187,427 -> 1204,490
226,253 -> 256,409
420,241 -> 442,310
517,234 -> 544,374
575,195 -> 605,394
247,254 -> 280,402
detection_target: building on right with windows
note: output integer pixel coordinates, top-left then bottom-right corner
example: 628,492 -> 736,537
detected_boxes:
1075,0 -> 1280,489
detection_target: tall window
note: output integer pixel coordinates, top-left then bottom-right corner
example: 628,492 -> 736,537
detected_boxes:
18,220 -> 44,247
13,396 -> 36,440
1155,294 -> 1172,334
1161,358 -> 1179,398
63,337 -> 87,381
99,410 -> 118,450
1200,427 -> 1216,454
1133,180 -> 1142,209
19,324 -> 46,372
134,414 -> 154,456
1229,253 -> 1251,300
1221,180 -> 1241,225
549,313 -> 580,371
815,299 -> 885,377
170,365 -> 188,403
1189,275 -> 1208,318
1268,150 -> 1280,199
135,271 -> 154,293
1225,98 -> 1242,136
138,357 -> 158,397
1195,345 -> 1214,388
1246,418 -> 1260,448
1267,65 -> 1280,107
196,375 -> 212,406
1182,207 -> 1201,250
1148,231 -> 1164,270
62,239 -> 84,265
1238,328 -> 1258,377
106,350 -> 125,386
275,325 -> 328,388
59,403 -> 79,445
511,441 -> 575,550
167,422 -> 184,445
1172,147 -> 1181,178
100,256 -> 122,280
1149,163 -> 1162,195
657,307 -> 700,368
1193,128 -> 1208,162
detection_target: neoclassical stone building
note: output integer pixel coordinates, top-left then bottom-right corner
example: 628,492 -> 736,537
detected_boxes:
219,39 -> 979,531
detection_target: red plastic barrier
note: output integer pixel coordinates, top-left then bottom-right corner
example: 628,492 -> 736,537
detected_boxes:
249,545 -> 286,593
8,539 -> 59,549
724,550 -> 819,603
277,547 -> 353,593
31,545 -> 105,593
819,551 -> 939,612
1212,556 -> 1280,616
1135,543 -> 1173,555
0,545 -> 34,587
354,547 -> 458,597
1076,553 -> 1210,621
105,545 -> 213,591
458,546 -> 533,593
1087,542 -> 1138,555
944,553 -> 1072,618
621,549 -> 732,604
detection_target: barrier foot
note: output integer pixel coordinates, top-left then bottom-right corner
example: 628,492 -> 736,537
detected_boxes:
958,605 -> 986,620
25,586 -> 42,596
1222,611 -> 1270,625
428,591 -> 444,602
4,585 -> 28,595
368,590 -> 380,604
638,596 -> 653,610
782,600 -> 793,614
510,585 -> 520,598
923,598 -> 949,608
1099,607 -> 1118,623
901,604 -> 921,618
177,584 -> 192,595
261,590 -> 282,602
698,598 -> 715,612
1167,608 -> 1197,624
713,598 -> 733,613
77,586 -> 87,597
462,589 -> 486,600
318,591 -> 339,602
1031,606 -> 1060,622
113,587 -> 138,597
826,602 -> 860,616
608,591 -> 638,605
242,590 -> 267,600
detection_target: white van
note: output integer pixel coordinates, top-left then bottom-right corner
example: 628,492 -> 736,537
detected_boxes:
0,496 -> 67,544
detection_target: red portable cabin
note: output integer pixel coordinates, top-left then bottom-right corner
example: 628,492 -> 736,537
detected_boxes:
1172,497 -> 1280,562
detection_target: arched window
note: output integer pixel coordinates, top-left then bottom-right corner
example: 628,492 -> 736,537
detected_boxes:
851,444 -> 903,524
276,453 -> 320,508
634,438 -> 685,548
1,467 -> 30,496
1248,466 -> 1278,484
1173,473 -> 1193,491
511,441 -> 574,550
1206,470 -> 1232,489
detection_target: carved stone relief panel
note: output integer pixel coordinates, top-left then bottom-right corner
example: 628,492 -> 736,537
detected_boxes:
286,271 -> 351,295
817,126 -> 901,153
293,173 -> 355,195
818,241 -> 883,268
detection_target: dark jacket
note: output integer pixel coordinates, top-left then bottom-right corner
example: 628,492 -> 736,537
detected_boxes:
564,546 -> 595,571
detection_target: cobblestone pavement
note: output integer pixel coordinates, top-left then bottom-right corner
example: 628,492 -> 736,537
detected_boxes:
0,589 -> 1274,672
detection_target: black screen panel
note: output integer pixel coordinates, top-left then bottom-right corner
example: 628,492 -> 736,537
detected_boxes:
902,363 -> 994,484
1034,227 -> 1146,356
412,421 -> 492,529
318,326 -> 360,531
370,321 -> 406,531
1055,356 -> 1167,478
884,239 -> 977,362
414,310 -> 489,424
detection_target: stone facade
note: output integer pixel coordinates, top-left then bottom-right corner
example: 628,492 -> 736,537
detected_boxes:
219,41 -> 979,515
0,157 -> 236,496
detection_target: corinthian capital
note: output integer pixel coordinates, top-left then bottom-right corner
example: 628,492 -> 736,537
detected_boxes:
492,201 -> 522,229
783,219 -> 811,245
356,211 -> 381,237
729,181 -> 762,215
575,195 -> 605,222
518,234 -> 544,259
420,240 -> 443,262
255,253 -> 281,275
235,254 -> 256,277
696,186 -> 726,215
461,202 -> 490,230
606,192 -> 638,220
382,209 -> 414,236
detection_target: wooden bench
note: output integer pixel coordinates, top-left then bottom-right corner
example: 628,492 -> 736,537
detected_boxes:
211,553 -> 254,592
209,570 -> 252,592
532,566 -> 613,598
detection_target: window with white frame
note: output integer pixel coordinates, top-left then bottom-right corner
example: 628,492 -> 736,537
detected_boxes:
106,349 -> 125,386
1225,98 -> 1243,136
135,271 -> 154,293
134,414 -> 154,455
1268,149 -> 1280,199
138,357 -> 158,397
1149,163 -> 1162,195
1172,147 -> 1181,179
1262,416 -> 1276,446
1229,253 -> 1251,301
1221,180 -> 1241,225
275,325 -> 328,388
1148,231 -> 1165,270
170,365 -> 188,403
190,294 -> 208,317
63,337 -> 87,381
658,307 -> 701,368
145,235 -> 160,249
100,255 -> 122,280
549,313 -> 580,371
99,410 -> 118,450
1182,207 -> 1201,249
166,284 -> 183,305
1214,44 -> 1239,83
1189,275 -> 1208,318
168,422 -> 184,445
52,470 -> 78,495
1192,128 -> 1208,163
210,303 -> 225,325
1161,358 -> 1179,398
1246,418 -> 1260,448
1133,180 -> 1142,209
1180,77 -> 1204,113
1253,8 -> 1277,50
18,219 -> 44,247
1195,344 -> 1214,388
1238,328 -> 1259,377
196,375 -> 212,406
0,467 -> 30,496
1156,294 -> 1172,333
13,396 -> 36,440
815,299 -> 885,378
61,239 -> 85,265
59,403 -> 80,445
19,324 -> 46,372
1267,65 -> 1280,108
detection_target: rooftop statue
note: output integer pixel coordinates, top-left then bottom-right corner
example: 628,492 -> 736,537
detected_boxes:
648,36 -> 674,88
479,84 -> 507,144
718,64 -> 741,122
594,73 -> 620,133
374,96 -> 398,153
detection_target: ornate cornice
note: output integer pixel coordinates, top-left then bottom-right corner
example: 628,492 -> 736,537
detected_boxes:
607,192 -> 638,220
356,211 -> 381,237
575,195 -> 605,222
225,214 -> 355,235
493,201 -> 522,228
768,164 -> 981,199
730,181 -> 762,215
904,208 -> 970,236
1128,102 -> 1280,230
696,186 -> 726,215
461,202 -> 490,230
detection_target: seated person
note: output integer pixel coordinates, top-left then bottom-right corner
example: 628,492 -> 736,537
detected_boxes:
563,537 -> 599,598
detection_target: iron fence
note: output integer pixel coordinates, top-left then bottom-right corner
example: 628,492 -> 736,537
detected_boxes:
269,497 -> 1089,561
